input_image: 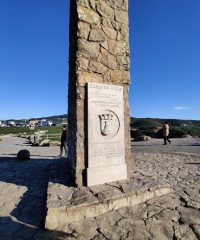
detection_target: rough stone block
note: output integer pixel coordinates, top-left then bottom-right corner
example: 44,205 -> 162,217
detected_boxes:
102,26 -> 117,40
96,2 -> 114,18
89,29 -> 106,42
77,6 -> 100,25
78,21 -> 90,39
78,39 -> 100,59
77,71 -> 103,86
115,10 -> 128,24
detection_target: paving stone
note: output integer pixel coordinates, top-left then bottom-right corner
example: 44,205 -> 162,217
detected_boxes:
117,204 -> 147,220
174,223 -> 198,240
191,225 -> 200,239
146,217 -> 174,240
69,218 -> 97,240
178,206 -> 200,225
96,210 -> 122,229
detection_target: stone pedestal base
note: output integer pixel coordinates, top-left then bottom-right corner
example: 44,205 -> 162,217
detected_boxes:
87,164 -> 127,186
45,158 -> 174,232
45,183 -> 173,231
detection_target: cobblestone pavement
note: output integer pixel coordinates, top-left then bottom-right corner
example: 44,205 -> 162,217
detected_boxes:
36,151 -> 200,240
0,137 -> 200,239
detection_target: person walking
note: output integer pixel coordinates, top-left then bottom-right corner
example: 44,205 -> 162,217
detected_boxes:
162,121 -> 171,145
59,125 -> 68,157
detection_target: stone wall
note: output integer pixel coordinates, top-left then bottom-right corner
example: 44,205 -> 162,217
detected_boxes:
68,0 -> 131,187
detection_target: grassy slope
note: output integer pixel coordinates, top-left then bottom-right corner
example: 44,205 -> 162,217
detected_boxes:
0,126 -> 62,136
131,117 -> 200,128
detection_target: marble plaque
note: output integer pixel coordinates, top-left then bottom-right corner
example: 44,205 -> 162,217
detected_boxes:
87,83 -> 127,186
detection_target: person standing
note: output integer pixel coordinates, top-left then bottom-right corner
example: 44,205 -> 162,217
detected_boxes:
162,121 -> 171,145
59,125 -> 68,157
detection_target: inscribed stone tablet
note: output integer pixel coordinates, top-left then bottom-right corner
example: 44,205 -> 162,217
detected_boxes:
87,83 -> 127,186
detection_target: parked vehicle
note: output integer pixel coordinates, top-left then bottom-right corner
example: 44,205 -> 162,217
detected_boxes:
38,120 -> 53,127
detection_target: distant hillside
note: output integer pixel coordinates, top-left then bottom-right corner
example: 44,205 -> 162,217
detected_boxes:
29,114 -> 67,121
3,114 -> 67,122
130,117 -> 200,128
130,117 -> 200,139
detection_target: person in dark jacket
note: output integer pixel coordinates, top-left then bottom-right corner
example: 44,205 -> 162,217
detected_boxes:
59,125 -> 68,157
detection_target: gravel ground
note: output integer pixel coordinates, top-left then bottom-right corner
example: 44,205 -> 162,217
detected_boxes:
132,137 -> 200,155
0,136 -> 59,158
0,136 -> 199,240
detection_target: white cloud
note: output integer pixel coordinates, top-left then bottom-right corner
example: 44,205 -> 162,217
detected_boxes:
173,106 -> 188,111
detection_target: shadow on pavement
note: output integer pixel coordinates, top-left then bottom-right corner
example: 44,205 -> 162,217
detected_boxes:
0,156 -> 72,233
132,144 -> 161,146
186,162 -> 200,165
1,153 -> 59,158
14,140 -> 33,146
0,216 -> 75,240
174,144 -> 200,147
133,144 -> 200,147
1,153 -> 17,156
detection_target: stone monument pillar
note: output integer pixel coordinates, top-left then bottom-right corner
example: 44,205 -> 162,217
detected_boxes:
67,0 -> 131,187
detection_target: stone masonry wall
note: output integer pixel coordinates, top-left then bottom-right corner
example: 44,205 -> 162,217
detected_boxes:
68,0 -> 131,187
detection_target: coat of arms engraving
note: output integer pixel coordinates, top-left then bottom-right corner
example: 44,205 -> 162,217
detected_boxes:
98,110 -> 120,137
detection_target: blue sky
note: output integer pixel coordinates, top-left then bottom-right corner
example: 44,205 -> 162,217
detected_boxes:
0,0 -> 200,120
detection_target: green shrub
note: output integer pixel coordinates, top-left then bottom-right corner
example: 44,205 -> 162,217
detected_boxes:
0,127 -> 33,135
169,127 -> 186,138
168,126 -> 200,138
0,126 -> 63,136
131,127 -> 157,138
35,126 -> 62,135
131,118 -> 161,128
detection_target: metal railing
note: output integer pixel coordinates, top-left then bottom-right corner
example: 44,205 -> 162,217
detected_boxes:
33,131 -> 61,144
40,133 -> 60,140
